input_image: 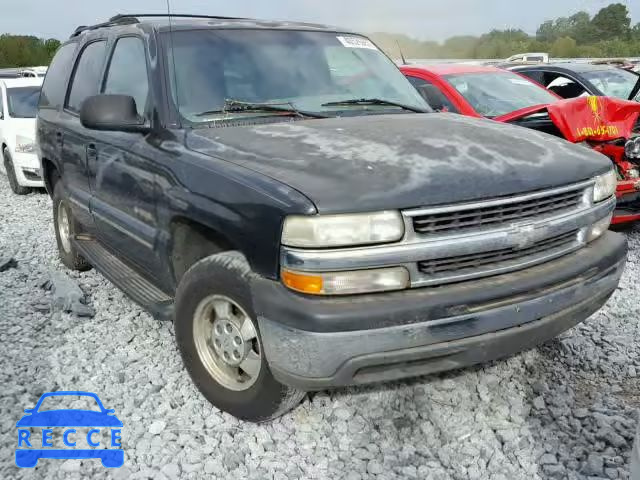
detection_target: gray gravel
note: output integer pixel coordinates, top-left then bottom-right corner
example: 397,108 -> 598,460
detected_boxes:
0,175 -> 639,480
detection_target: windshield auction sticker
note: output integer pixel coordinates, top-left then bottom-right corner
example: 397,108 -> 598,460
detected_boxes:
15,391 -> 124,468
336,35 -> 378,50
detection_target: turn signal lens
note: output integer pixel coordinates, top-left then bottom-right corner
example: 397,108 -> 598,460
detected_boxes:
281,270 -> 323,294
281,267 -> 409,295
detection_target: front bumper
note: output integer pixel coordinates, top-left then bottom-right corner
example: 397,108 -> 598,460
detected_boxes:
252,232 -> 626,390
11,152 -> 43,187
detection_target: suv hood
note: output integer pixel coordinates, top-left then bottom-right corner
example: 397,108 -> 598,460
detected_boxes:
186,113 -> 611,213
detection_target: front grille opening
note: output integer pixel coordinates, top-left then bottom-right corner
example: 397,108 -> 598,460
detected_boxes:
417,230 -> 578,277
412,189 -> 583,235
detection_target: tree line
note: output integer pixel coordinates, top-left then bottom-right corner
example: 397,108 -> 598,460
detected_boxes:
371,3 -> 640,59
0,34 -> 61,68
0,3 -> 638,67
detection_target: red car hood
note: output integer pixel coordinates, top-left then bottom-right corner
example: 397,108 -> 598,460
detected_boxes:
495,97 -> 640,143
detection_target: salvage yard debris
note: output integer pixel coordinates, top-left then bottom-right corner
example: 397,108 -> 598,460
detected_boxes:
39,271 -> 95,317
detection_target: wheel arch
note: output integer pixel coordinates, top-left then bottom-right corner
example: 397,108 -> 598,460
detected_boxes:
40,157 -> 59,196
169,216 -> 239,284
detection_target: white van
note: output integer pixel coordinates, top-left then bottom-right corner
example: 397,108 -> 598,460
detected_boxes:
506,52 -> 549,64
0,77 -> 44,194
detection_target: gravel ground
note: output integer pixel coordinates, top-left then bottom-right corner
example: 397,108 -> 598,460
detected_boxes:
0,175 -> 639,480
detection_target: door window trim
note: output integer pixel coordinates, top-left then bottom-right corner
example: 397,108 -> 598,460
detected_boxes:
63,38 -> 108,117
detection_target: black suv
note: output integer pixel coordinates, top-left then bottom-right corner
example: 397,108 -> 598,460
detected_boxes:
37,14 -> 627,422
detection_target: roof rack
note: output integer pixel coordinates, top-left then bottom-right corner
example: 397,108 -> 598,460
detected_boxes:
109,13 -> 247,22
70,13 -> 248,38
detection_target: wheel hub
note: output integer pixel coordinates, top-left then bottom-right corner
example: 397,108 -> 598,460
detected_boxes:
211,318 -> 249,367
193,294 -> 262,391
57,202 -> 71,254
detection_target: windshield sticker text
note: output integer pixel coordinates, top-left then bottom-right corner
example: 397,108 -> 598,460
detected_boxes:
336,36 -> 378,50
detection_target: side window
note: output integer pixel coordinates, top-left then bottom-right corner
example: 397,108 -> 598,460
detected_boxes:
66,41 -> 107,113
103,37 -> 150,116
517,70 -> 544,85
39,43 -> 76,109
406,76 -> 459,113
543,73 -> 587,99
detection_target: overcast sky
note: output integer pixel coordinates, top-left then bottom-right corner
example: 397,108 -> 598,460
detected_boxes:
2,0 -> 638,41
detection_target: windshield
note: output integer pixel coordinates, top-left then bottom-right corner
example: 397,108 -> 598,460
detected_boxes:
445,71 -> 559,117
582,68 -> 639,100
7,86 -> 40,118
163,29 -> 428,123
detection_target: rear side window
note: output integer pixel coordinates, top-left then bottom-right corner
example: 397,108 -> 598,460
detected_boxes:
66,41 -> 107,113
39,43 -> 76,109
103,37 -> 150,116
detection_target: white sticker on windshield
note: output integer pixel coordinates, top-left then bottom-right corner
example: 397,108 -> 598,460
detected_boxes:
336,36 -> 378,50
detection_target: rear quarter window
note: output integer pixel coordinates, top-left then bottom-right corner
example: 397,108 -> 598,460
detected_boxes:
39,43 -> 76,110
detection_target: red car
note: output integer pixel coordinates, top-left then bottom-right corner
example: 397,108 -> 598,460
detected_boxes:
401,64 -> 640,225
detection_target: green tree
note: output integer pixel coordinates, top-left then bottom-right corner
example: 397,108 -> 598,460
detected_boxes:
591,3 -> 631,39
568,12 -> 595,43
551,37 -> 578,57
0,34 -> 61,67
442,36 -> 479,58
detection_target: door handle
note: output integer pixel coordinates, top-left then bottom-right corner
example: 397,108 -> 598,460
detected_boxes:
55,131 -> 63,146
86,144 -> 98,160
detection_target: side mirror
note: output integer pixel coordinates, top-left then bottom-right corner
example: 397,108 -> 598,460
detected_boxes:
23,409 -> 34,414
105,409 -> 115,414
80,95 -> 149,133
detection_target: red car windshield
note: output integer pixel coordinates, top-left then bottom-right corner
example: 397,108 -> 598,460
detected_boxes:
445,71 -> 559,118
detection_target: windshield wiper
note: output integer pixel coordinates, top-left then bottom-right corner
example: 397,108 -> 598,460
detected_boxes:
195,99 -> 328,119
321,98 -> 430,113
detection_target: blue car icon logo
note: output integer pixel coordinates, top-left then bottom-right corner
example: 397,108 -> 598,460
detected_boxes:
16,391 -> 123,468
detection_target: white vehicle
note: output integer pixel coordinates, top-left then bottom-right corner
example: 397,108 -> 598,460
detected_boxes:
506,52 -> 549,64
20,66 -> 48,78
0,77 -> 44,194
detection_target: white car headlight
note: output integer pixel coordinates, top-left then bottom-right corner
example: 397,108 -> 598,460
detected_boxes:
282,211 -> 404,248
15,135 -> 36,154
586,213 -> 613,243
593,170 -> 617,203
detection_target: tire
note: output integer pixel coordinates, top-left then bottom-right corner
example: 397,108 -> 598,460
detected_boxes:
52,179 -> 91,271
3,149 -> 31,195
175,252 -> 305,422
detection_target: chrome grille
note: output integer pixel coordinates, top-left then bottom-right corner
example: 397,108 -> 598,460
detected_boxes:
412,188 -> 584,235
417,230 -> 578,278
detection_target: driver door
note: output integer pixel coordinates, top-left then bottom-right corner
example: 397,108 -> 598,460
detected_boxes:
87,36 -> 161,278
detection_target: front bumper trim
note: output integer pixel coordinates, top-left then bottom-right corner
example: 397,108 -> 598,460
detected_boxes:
256,232 -> 626,390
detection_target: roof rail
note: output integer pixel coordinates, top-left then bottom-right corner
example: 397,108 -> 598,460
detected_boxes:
70,16 -> 138,38
108,13 -> 247,22
70,13 -> 248,38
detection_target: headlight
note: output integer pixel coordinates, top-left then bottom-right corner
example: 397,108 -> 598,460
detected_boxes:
15,135 -> 36,154
625,138 -> 640,159
282,211 -> 404,248
586,214 -> 613,243
593,170 -> 617,203
281,267 -> 409,295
